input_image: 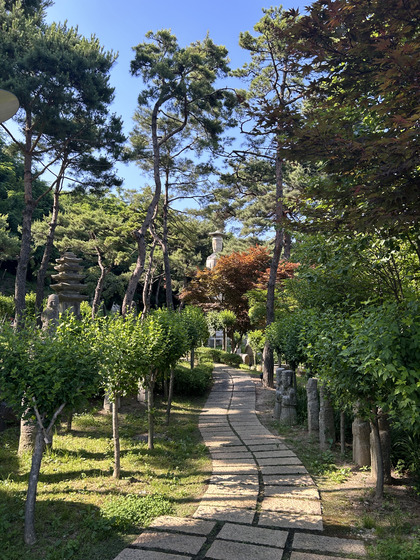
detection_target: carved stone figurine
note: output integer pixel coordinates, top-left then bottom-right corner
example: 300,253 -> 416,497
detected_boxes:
279,370 -> 297,425
41,294 -> 59,332
274,367 -> 285,420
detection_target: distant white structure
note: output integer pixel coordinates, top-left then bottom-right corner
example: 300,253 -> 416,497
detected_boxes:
206,230 -> 225,269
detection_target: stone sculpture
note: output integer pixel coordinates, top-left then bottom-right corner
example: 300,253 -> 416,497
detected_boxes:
279,369 -> 297,425
274,367 -> 285,419
41,294 -> 59,332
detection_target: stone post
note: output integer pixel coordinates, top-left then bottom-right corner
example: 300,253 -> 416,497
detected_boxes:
319,384 -> 335,450
279,370 -> 297,425
352,417 -> 371,467
306,377 -> 319,434
274,367 -> 285,419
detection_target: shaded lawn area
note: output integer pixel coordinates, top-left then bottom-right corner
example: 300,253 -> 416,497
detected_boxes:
0,394 -> 211,560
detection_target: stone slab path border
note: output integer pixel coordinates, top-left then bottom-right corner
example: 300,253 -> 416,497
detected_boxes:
114,365 -> 366,560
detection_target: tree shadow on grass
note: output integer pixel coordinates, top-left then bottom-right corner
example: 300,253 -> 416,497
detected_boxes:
0,492 -> 129,560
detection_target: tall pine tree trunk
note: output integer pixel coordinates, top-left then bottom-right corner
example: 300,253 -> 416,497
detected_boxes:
263,146 -> 283,388
122,99 -> 164,315
15,116 -> 35,328
92,245 -> 110,318
141,242 -> 157,320
35,169 -> 65,318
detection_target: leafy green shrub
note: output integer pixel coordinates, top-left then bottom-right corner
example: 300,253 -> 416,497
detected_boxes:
196,347 -> 222,363
0,292 -> 40,320
101,493 -> 174,530
369,535 -> 420,560
0,295 -> 14,320
220,351 -> 242,367
173,363 -> 213,396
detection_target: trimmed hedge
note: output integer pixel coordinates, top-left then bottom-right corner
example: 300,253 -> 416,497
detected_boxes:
195,347 -> 242,368
173,362 -> 213,396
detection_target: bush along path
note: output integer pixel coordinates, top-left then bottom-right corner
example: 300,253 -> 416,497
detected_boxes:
113,365 -> 367,560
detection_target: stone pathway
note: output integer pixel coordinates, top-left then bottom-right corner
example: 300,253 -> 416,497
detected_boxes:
114,365 -> 366,560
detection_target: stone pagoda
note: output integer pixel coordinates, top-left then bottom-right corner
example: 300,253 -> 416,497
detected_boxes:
51,251 -> 86,318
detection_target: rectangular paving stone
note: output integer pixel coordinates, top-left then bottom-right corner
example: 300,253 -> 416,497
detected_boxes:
148,516 -> 216,535
265,485 -> 320,499
217,523 -> 288,548
193,506 -> 255,524
210,451 -> 252,459
212,458 -> 256,466
205,539 -> 282,560
114,550 -> 191,560
262,474 -> 314,486
293,534 -> 366,556
261,465 -> 308,475
132,531 -> 205,555
212,465 -> 258,474
248,444 -> 288,452
199,496 -> 257,509
261,496 -> 322,515
241,438 -> 280,445
258,457 -> 302,466
258,511 -> 323,531
210,474 -> 259,486
204,484 -> 257,497
253,450 -> 296,458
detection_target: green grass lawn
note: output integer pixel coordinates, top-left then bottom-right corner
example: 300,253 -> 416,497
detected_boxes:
0,394 -> 211,560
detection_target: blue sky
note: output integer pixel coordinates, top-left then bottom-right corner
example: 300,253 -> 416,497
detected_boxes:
45,0 -> 310,191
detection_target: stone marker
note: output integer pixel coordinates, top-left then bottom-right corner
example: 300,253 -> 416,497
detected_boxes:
319,384 -> 335,450
280,370 -> 297,425
306,377 -> 319,433
352,416 -> 371,467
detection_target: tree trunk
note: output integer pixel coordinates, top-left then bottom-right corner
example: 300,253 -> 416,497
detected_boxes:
24,427 -> 45,545
66,410 -> 73,432
141,242 -> 156,320
147,377 -> 155,450
340,411 -> 346,456
35,172 -> 64,319
155,274 -> 162,308
15,118 -> 35,328
92,246 -> 110,318
122,98 -> 165,316
165,367 -> 175,425
18,416 -> 37,455
263,147 -> 284,388
162,185 -> 173,310
112,395 -> 120,479
370,413 -> 384,501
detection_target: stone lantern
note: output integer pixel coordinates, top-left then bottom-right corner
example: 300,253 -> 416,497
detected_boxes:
51,252 -> 86,318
